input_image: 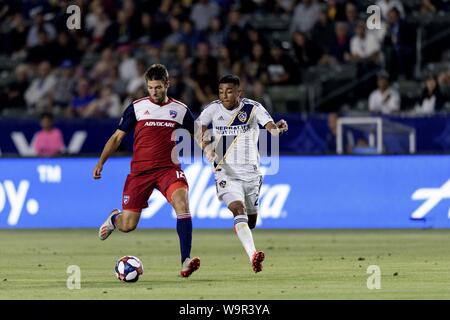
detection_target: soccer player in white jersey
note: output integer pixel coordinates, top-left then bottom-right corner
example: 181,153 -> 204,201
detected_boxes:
197,75 -> 288,273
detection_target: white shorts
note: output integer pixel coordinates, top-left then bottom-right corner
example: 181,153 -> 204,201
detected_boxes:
214,171 -> 263,215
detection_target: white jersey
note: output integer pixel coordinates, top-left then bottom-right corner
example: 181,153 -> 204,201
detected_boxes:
198,98 -> 273,181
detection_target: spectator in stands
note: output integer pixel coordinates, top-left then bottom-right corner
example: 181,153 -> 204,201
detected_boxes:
24,61 -> 57,113
7,13 -> 29,56
311,10 -> 336,57
262,41 -> 300,85
328,22 -> 351,64
245,43 -> 269,82
383,7 -> 416,80
27,29 -> 58,65
345,2 -> 359,35
2,64 -> 30,111
246,26 -> 270,58
189,42 -> 219,111
85,1 -> 111,51
326,0 -> 346,22
163,17 -> 184,51
180,19 -> 205,52
81,84 -> 121,118
118,44 -> 138,83
376,0 -> 405,20
368,71 -> 401,114
290,0 -> 322,34
26,6 -> 56,48
415,75 -> 444,114
349,21 -> 383,99
34,112 -> 65,157
224,25 -> 248,64
292,31 -> 323,69
349,22 -> 382,64
101,11 -> 135,50
420,0 -> 438,13
65,78 -> 96,118
190,0 -> 220,32
249,81 -> 273,113
207,17 -> 226,57
53,60 -> 76,110
53,31 -> 81,66
126,58 -> 146,97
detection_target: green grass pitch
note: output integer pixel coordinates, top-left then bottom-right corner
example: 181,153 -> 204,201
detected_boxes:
1,229 -> 450,299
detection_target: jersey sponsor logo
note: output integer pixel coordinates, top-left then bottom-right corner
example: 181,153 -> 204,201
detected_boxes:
169,110 -> 177,118
144,121 -> 176,128
214,124 -> 250,136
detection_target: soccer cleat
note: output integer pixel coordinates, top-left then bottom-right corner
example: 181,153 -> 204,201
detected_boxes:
252,251 -> 265,273
180,257 -> 201,278
98,209 -> 119,240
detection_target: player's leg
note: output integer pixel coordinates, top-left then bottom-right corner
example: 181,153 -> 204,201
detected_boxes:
99,209 -> 141,240
244,176 -> 263,230
247,214 -> 257,230
161,168 -> 200,277
98,172 -> 153,240
226,197 -> 259,261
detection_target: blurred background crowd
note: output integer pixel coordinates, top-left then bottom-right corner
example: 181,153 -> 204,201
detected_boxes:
1,0 -> 450,119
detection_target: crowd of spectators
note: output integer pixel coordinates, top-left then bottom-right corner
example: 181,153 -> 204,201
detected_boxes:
0,0 -> 449,118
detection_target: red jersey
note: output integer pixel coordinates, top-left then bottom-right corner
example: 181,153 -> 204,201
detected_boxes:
118,96 -> 195,173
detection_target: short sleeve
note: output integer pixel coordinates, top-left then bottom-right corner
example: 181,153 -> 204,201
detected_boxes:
254,103 -> 274,127
117,103 -> 137,132
182,108 -> 195,135
197,105 -> 214,127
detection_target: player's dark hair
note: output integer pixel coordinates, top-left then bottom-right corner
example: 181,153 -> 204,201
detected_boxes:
144,64 -> 169,83
40,112 -> 54,120
219,74 -> 240,87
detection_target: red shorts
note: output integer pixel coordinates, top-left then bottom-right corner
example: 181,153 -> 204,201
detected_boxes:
122,166 -> 188,211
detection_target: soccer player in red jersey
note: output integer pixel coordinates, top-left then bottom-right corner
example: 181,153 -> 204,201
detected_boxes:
93,64 -> 200,278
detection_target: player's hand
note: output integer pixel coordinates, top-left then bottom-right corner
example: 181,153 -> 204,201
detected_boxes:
205,149 -> 218,163
276,119 -> 288,134
93,163 -> 103,179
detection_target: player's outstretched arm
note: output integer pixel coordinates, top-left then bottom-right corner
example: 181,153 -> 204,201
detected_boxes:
265,119 -> 288,136
196,125 -> 217,163
93,129 -> 127,179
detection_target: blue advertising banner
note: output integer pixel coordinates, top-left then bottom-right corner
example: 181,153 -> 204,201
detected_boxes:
0,156 -> 449,228
2,113 -> 450,155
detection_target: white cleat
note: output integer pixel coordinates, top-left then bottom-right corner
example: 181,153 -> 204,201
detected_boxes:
98,209 -> 119,240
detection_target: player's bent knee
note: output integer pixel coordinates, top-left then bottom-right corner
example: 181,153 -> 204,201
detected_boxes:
228,201 -> 246,216
118,223 -> 136,233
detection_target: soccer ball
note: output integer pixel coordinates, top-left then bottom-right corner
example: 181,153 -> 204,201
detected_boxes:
115,256 -> 144,282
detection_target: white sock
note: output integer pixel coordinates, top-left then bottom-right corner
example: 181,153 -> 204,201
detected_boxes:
234,215 -> 256,261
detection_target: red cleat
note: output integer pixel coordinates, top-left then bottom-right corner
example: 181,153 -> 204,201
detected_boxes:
180,257 -> 200,278
252,251 -> 265,273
